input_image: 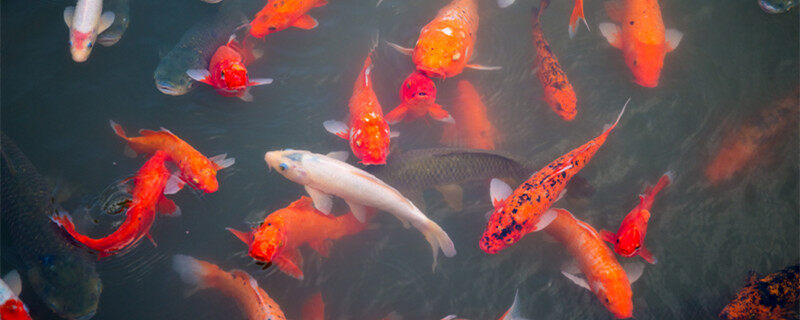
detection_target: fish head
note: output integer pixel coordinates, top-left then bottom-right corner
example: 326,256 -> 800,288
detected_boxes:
192,165 -> 219,193
154,68 -> 194,96
625,41 -> 666,88
542,85 -> 577,121
593,278 -> 633,319
249,10 -> 288,37
1,300 -> 30,318
719,289 -> 760,320
265,150 -> 311,184
26,255 -> 101,320
69,30 -> 96,63
399,71 -> 437,103
613,227 -> 642,257
216,60 -> 249,90
350,118 -> 391,165
250,218 -> 287,262
479,206 -> 525,254
413,28 -> 467,78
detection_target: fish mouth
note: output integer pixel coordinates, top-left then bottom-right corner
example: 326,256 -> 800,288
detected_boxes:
97,36 -> 121,47
155,80 -> 184,95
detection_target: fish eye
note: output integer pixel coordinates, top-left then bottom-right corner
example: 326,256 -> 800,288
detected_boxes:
268,26 -> 277,31
605,298 -> 610,304
87,41 -> 92,48
635,244 -> 640,249
69,40 -> 73,46
405,83 -> 411,88
616,239 -> 620,244
418,92 -> 427,96
279,163 -> 288,171
266,222 -> 271,226
356,140 -> 362,147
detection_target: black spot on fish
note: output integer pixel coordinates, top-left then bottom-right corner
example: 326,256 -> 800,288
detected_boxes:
630,21 -> 634,25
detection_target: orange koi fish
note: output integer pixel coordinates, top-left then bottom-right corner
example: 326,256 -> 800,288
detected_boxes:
187,39 -> 272,102
227,196 -> 370,280
706,92 -> 799,185
440,80 -> 499,150
598,0 -> 683,87
0,271 -> 32,320
385,71 -> 453,124
532,0 -> 577,121
387,0 -> 499,78
480,100 -> 628,254
545,208 -> 643,319
719,265 -> 799,320
51,151 -> 180,258
109,121 -> 234,193
301,292 -> 325,320
323,46 -> 395,165
249,0 -> 328,38
600,172 -> 671,264
172,255 -> 286,320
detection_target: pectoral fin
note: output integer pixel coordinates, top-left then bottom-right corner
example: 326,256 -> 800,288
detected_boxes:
599,23 -> 623,49
435,184 -> 463,211
386,41 -> 414,56
305,186 -> 333,214
226,227 -> 253,246
209,153 -> 235,170
429,104 -> 455,124
274,249 -> 304,280
490,178 -> 513,208
623,262 -> 645,284
292,14 -> 319,30
561,270 -> 591,291
310,239 -> 333,257
323,120 -> 350,139
638,245 -> 657,264
385,104 -> 409,124
248,78 -> 273,86
64,7 -> 75,27
599,229 -> 616,244
98,12 -> 116,33
325,151 -> 350,162
3,270 -> 22,296
465,64 -> 502,71
665,28 -> 683,52
345,200 -> 369,223
157,195 -> 181,217
186,69 -> 213,85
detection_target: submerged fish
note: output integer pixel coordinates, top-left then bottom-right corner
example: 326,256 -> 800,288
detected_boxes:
249,0 -> 328,38
720,265 -> 799,320
532,0 -> 578,121
186,42 -> 273,101
154,0 -> 247,95
172,255 -> 287,320
264,149 -> 456,270
385,71 -> 453,124
1,133 -> 102,320
96,0 -> 129,47
0,271 -> 32,320
758,0 -> 797,13
301,292 -> 325,320
440,80 -> 499,150
227,196 -> 370,280
367,148 -> 531,211
480,101 -> 627,254
545,208 -> 642,319
598,0 -> 683,87
63,0 -> 115,62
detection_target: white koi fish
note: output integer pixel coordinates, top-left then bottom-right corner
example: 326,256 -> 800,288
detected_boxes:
264,149 -> 457,270
63,0 -> 115,62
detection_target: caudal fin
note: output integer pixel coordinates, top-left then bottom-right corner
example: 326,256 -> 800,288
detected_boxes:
415,219 -> 456,271
601,98 -> 629,135
568,0 -> 589,38
109,120 -> 128,139
172,255 -> 209,293
639,170 -> 672,211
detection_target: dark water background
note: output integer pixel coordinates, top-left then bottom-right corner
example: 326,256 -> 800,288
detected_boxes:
1,0 -> 798,319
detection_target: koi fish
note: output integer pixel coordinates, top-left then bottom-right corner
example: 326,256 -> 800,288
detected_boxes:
600,172 -> 672,264
227,196 -> 370,280
720,264 -> 799,320
323,46 -> 394,165
187,41 -> 273,102
249,0 -> 328,38
545,208 -> 643,319
705,92 -> 799,185
598,0 -> 683,87
264,149 -> 456,269
385,71 -> 453,124
441,80 -> 499,149
443,289 -> 530,320
172,255 -> 287,320
387,0 -> 499,78
51,151 -> 180,258
0,271 -> 32,320
480,100 -> 628,254
532,0 -> 578,121
63,0 -> 115,62
301,292 -> 325,320
109,121 -> 234,193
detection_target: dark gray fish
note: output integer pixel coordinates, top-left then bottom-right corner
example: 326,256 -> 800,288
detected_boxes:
153,0 -> 248,95
97,0 -> 130,47
1,133 -> 102,320
367,148 -> 533,211
758,0 -> 796,13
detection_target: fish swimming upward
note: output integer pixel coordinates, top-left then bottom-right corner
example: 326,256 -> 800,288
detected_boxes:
0,271 -> 32,320
109,121 -> 235,193
51,151 -> 180,258
96,0 -> 129,47
63,0 -> 115,62
264,149 -> 456,270
532,0 -> 578,121
598,0 -> 683,87
227,196 -> 371,280
440,80 -> 500,149
249,0 -> 328,38
324,44 -> 394,165
720,264 -> 799,320
186,40 -> 273,102
601,172 -> 672,264
480,100 -> 628,254
545,209 -> 643,319
384,71 -> 454,124
172,255 -> 287,320
1,133 -> 102,320
387,0 -> 499,78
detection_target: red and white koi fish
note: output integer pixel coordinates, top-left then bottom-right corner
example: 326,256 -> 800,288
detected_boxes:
63,0 -> 115,62
0,271 -> 32,320
187,39 -> 272,102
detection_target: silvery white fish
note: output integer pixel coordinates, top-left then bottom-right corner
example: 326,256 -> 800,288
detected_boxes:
63,0 -> 115,62
264,149 -> 457,270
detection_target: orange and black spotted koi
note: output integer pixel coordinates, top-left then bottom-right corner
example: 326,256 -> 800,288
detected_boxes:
532,0 -> 577,121
720,265 -> 799,320
480,99 -> 628,254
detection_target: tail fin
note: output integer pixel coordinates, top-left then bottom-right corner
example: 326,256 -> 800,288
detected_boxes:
640,171 -> 672,209
500,289 -> 531,320
172,255 -> 209,293
415,219 -> 456,271
109,120 -> 128,139
601,98 -> 629,135
568,0 -> 589,38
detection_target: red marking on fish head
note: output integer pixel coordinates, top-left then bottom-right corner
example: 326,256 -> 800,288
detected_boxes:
250,218 -> 287,262
614,226 -> 642,257
625,41 -> 666,88
479,206 -> 526,254
400,71 -> 437,103
1,300 -> 30,320
217,60 -> 249,90
350,117 -> 390,165
69,30 -> 94,62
